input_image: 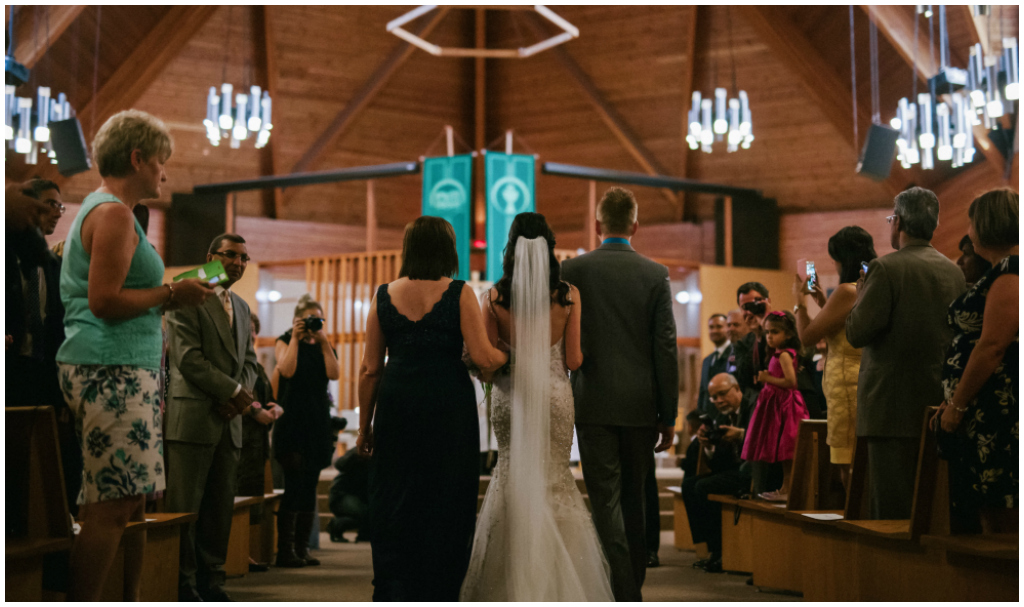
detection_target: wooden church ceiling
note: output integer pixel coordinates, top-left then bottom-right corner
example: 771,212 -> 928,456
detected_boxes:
5,5 -> 1018,233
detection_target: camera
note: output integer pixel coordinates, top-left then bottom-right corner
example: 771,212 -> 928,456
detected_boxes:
699,413 -> 726,443
304,316 -> 325,333
741,301 -> 766,316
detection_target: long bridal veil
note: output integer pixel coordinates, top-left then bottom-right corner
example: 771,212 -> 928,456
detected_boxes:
506,236 -> 588,600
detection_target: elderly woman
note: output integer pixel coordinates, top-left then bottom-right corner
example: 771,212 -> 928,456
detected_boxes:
939,189 -> 1018,534
56,110 -> 213,600
793,226 -> 877,490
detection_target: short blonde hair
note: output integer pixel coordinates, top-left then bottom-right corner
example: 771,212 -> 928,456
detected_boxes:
969,188 -> 1018,248
597,187 -> 638,235
92,110 -> 173,178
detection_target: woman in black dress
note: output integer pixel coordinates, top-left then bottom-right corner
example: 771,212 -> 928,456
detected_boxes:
357,216 -> 507,601
939,189 -> 1018,533
273,294 -> 341,567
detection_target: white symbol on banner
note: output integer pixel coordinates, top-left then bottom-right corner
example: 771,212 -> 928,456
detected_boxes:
489,176 -> 530,215
429,178 -> 466,211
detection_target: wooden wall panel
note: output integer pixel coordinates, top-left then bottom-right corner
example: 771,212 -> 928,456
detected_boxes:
235,216 -> 403,264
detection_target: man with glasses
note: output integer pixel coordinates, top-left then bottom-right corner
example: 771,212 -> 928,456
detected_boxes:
681,373 -> 755,573
166,233 -> 259,601
846,187 -> 965,520
5,179 -> 82,516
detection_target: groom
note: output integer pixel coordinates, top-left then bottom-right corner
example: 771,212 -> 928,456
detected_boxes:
561,187 -> 678,601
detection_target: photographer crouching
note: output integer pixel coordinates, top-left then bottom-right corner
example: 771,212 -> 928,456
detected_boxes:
681,373 -> 755,573
272,294 -> 341,567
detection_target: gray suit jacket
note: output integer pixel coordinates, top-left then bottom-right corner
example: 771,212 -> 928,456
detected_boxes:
561,243 -> 679,427
166,291 -> 259,448
846,243 -> 965,438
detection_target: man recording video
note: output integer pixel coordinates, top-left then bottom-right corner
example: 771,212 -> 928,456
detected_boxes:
681,373 -> 755,573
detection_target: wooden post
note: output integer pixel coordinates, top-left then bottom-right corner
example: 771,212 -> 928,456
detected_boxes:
226,193 -> 237,233
366,180 -> 377,253
505,130 -> 513,155
445,124 -> 454,157
587,180 -> 597,251
473,8 -> 487,242
723,195 -> 733,267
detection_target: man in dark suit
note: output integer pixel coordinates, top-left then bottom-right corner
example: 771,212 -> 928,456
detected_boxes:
166,234 -> 258,602
696,313 -> 732,416
561,187 -> 678,602
682,373 -> 755,573
846,187 -> 965,520
732,282 -> 772,396
5,179 -> 81,514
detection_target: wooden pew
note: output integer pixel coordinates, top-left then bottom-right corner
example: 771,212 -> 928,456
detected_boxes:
251,492 -> 283,565
667,483 -> 710,559
5,407 -> 74,602
226,495 -> 265,577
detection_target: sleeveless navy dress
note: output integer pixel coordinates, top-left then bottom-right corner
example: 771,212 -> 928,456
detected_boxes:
369,280 -> 480,601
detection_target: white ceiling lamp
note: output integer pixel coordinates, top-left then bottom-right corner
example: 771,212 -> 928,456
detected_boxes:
686,8 -> 752,154
387,5 -> 578,59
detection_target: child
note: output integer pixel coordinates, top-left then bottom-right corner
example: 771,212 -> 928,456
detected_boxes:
741,310 -> 810,502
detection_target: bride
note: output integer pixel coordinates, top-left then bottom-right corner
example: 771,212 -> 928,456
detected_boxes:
460,213 -> 614,601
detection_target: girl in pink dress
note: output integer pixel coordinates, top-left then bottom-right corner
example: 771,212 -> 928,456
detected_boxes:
741,310 -> 809,502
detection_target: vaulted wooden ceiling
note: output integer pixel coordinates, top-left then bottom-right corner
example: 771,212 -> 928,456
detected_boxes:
5,5 -> 1018,234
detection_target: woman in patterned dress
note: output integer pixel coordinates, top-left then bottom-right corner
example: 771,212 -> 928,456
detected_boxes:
938,189 -> 1018,534
57,111 -> 213,600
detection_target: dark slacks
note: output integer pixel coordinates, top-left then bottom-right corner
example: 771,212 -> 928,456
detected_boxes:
577,424 -> 655,602
867,436 -> 919,519
166,424 -> 239,592
681,468 -> 751,555
644,456 -> 660,554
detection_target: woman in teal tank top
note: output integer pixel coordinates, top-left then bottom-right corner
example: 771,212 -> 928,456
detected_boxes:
57,110 -> 213,601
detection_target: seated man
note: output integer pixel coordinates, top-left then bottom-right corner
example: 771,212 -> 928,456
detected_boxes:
681,373 -> 755,573
327,448 -> 370,543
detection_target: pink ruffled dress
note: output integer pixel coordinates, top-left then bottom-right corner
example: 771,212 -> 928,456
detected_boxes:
741,348 -> 810,463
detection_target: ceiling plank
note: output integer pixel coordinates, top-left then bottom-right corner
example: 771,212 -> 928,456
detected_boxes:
522,12 -> 679,210
678,5 -> 699,218
8,5 -> 86,70
862,5 -> 1007,181
252,5 -> 283,219
289,8 -> 450,174
737,6 -> 915,198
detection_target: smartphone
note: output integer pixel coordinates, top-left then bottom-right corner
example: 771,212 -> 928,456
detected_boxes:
173,259 -> 229,286
861,261 -> 870,276
805,261 -> 817,290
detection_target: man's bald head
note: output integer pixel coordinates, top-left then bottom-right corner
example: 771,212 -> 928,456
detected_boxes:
708,372 -> 742,414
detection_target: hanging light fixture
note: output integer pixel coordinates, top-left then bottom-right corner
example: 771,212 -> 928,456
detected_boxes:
203,7 -> 272,149
686,8 -> 752,154
4,6 -> 75,165
894,6 -> 1018,171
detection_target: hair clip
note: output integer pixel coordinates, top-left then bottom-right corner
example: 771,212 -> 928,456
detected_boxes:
767,310 -> 787,318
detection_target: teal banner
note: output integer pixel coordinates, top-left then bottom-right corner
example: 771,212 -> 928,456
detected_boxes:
485,152 -> 535,282
422,154 -> 473,281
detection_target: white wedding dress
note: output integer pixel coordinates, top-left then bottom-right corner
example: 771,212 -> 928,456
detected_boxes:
460,238 -> 613,602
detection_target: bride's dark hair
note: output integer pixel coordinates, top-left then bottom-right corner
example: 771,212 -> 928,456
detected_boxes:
493,212 -> 572,309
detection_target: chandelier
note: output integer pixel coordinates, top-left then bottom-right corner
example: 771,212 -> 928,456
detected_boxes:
203,6 -> 272,149
893,6 -> 1018,170
685,8 -> 752,154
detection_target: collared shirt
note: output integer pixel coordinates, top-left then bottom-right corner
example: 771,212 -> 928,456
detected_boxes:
602,237 -> 631,246
711,340 -> 731,365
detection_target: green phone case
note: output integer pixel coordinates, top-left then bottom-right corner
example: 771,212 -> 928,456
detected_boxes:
173,260 -> 229,286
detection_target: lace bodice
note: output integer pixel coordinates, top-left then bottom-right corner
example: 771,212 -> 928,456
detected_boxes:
376,280 -> 465,363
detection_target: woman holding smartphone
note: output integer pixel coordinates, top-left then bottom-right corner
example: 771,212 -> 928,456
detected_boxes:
792,226 -> 877,490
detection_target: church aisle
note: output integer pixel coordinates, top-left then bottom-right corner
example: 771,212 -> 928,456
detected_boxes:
225,531 -> 792,602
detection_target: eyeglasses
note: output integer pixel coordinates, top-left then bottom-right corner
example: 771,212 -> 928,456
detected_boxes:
213,250 -> 251,264
709,387 -> 735,401
886,214 -> 897,225
47,200 -> 66,216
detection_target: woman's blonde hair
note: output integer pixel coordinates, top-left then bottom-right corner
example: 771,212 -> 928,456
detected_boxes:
969,188 -> 1018,249
92,109 -> 173,178
294,294 -> 322,318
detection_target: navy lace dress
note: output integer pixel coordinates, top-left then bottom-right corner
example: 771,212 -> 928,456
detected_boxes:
369,279 -> 479,601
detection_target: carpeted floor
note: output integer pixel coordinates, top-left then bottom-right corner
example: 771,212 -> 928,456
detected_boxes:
225,531 -> 794,602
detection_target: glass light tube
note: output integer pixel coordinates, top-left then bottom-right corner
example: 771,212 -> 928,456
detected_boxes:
917,93 -> 935,149
739,90 -> 751,136
34,87 -> 50,142
935,103 -> 952,161
985,63 -> 1004,117
689,91 -> 702,136
219,83 -> 234,130
727,98 -> 741,151
4,85 -> 14,140
951,93 -> 966,149
713,88 -> 728,134
700,99 -> 713,150
1003,38 -> 1019,100
15,98 -> 32,154
248,86 -> 262,131
233,94 -> 248,140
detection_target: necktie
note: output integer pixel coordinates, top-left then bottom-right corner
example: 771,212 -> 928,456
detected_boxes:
24,267 -> 44,360
221,290 -> 234,328
710,350 -> 719,368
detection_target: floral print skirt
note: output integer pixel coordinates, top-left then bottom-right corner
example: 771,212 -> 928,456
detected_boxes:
58,363 -> 165,504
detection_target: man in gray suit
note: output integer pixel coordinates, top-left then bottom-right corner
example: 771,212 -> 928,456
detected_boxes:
166,233 -> 259,601
561,187 -> 678,602
846,187 -> 965,520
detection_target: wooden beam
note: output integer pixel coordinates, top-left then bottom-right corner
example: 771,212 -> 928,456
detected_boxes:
955,4 -> 991,57
521,12 -> 679,210
678,5 -> 699,219
252,5 -> 283,219
587,180 -> 597,251
737,6 -> 914,198
8,5 -> 86,69
862,5 -> 1007,179
473,8 -> 487,242
290,8 -> 450,174
366,180 -> 377,252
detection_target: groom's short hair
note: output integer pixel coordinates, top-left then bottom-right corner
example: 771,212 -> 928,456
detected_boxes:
597,187 -> 638,235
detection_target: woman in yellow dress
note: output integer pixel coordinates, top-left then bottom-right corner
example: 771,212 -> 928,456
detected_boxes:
793,227 -> 877,490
